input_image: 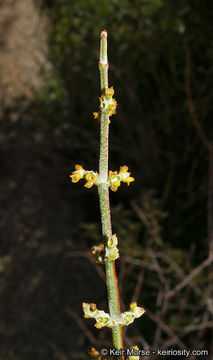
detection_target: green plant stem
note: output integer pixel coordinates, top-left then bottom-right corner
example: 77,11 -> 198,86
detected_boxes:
98,31 -> 124,358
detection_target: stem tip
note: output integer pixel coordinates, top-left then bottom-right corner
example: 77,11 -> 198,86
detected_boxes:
101,30 -> 108,38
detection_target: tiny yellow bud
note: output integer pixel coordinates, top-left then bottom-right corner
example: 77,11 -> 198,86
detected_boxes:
132,345 -> 139,350
84,182 -> 93,188
108,103 -> 116,112
105,86 -> 114,97
110,185 -> 118,192
89,303 -> 97,312
119,165 -> 129,173
113,181 -> 120,187
109,170 -> 118,178
130,302 -> 137,311
88,347 -> 100,358
94,322 -> 103,329
107,234 -> 118,248
99,94 -> 104,102
126,176 -> 135,185
84,314 -> 90,318
70,173 -> 81,183
85,172 -> 97,182
75,164 -> 83,171
93,112 -> 100,120
103,317 -> 109,324
107,248 -> 119,260
108,98 -> 117,115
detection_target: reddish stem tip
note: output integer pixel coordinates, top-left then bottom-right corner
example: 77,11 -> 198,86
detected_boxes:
101,30 -> 108,38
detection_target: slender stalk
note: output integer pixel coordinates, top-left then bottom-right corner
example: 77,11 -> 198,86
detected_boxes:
98,30 -> 124,357
71,31 -> 144,359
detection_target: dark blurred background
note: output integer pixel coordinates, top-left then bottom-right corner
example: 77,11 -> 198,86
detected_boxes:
0,0 -> 213,359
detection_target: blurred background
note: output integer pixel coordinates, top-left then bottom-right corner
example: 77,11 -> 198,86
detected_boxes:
0,0 -> 213,359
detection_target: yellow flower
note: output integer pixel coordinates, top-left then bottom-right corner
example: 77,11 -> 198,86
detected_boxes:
108,99 -> 117,113
93,112 -> 100,121
89,303 -> 97,312
88,347 -> 100,358
75,164 -> 83,171
109,170 -> 118,179
70,164 -> 85,183
70,173 -> 82,183
125,176 -> 135,185
113,181 -> 120,187
85,172 -> 98,182
130,302 -> 137,311
110,184 -> 119,192
119,165 -> 129,173
84,181 -> 93,188
105,86 -> 114,98
94,322 -> 103,329
99,94 -> 104,103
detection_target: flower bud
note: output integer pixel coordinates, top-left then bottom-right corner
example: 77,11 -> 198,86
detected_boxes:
105,86 -> 114,98
107,234 -> 118,248
90,303 -> 97,312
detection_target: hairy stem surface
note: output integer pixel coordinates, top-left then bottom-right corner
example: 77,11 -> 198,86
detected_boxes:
98,30 -> 124,358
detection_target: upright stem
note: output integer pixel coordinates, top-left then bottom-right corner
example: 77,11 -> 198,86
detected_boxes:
98,30 -> 124,357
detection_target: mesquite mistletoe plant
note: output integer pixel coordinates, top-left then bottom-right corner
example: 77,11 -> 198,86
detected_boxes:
70,30 -> 145,360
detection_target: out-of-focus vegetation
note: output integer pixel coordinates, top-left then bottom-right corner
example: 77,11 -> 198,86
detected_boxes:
0,0 -> 213,359
40,0 -> 212,247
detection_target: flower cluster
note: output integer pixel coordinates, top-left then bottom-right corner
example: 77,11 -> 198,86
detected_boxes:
109,165 -> 135,192
93,86 -> 117,122
105,234 -> 119,261
82,302 -> 114,329
120,302 -> 145,326
70,165 -> 98,188
82,301 -> 145,329
70,164 -> 135,192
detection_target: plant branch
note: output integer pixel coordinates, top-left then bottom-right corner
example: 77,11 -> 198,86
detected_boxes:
166,254 -> 213,299
185,51 -> 211,152
97,30 -> 124,358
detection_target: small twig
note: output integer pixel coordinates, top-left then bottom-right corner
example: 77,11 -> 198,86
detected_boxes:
147,249 -> 169,290
131,267 -> 145,303
129,328 -> 150,350
66,307 -> 98,344
166,254 -> 213,299
185,51 -> 211,152
145,309 -> 187,349
179,319 -> 213,334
